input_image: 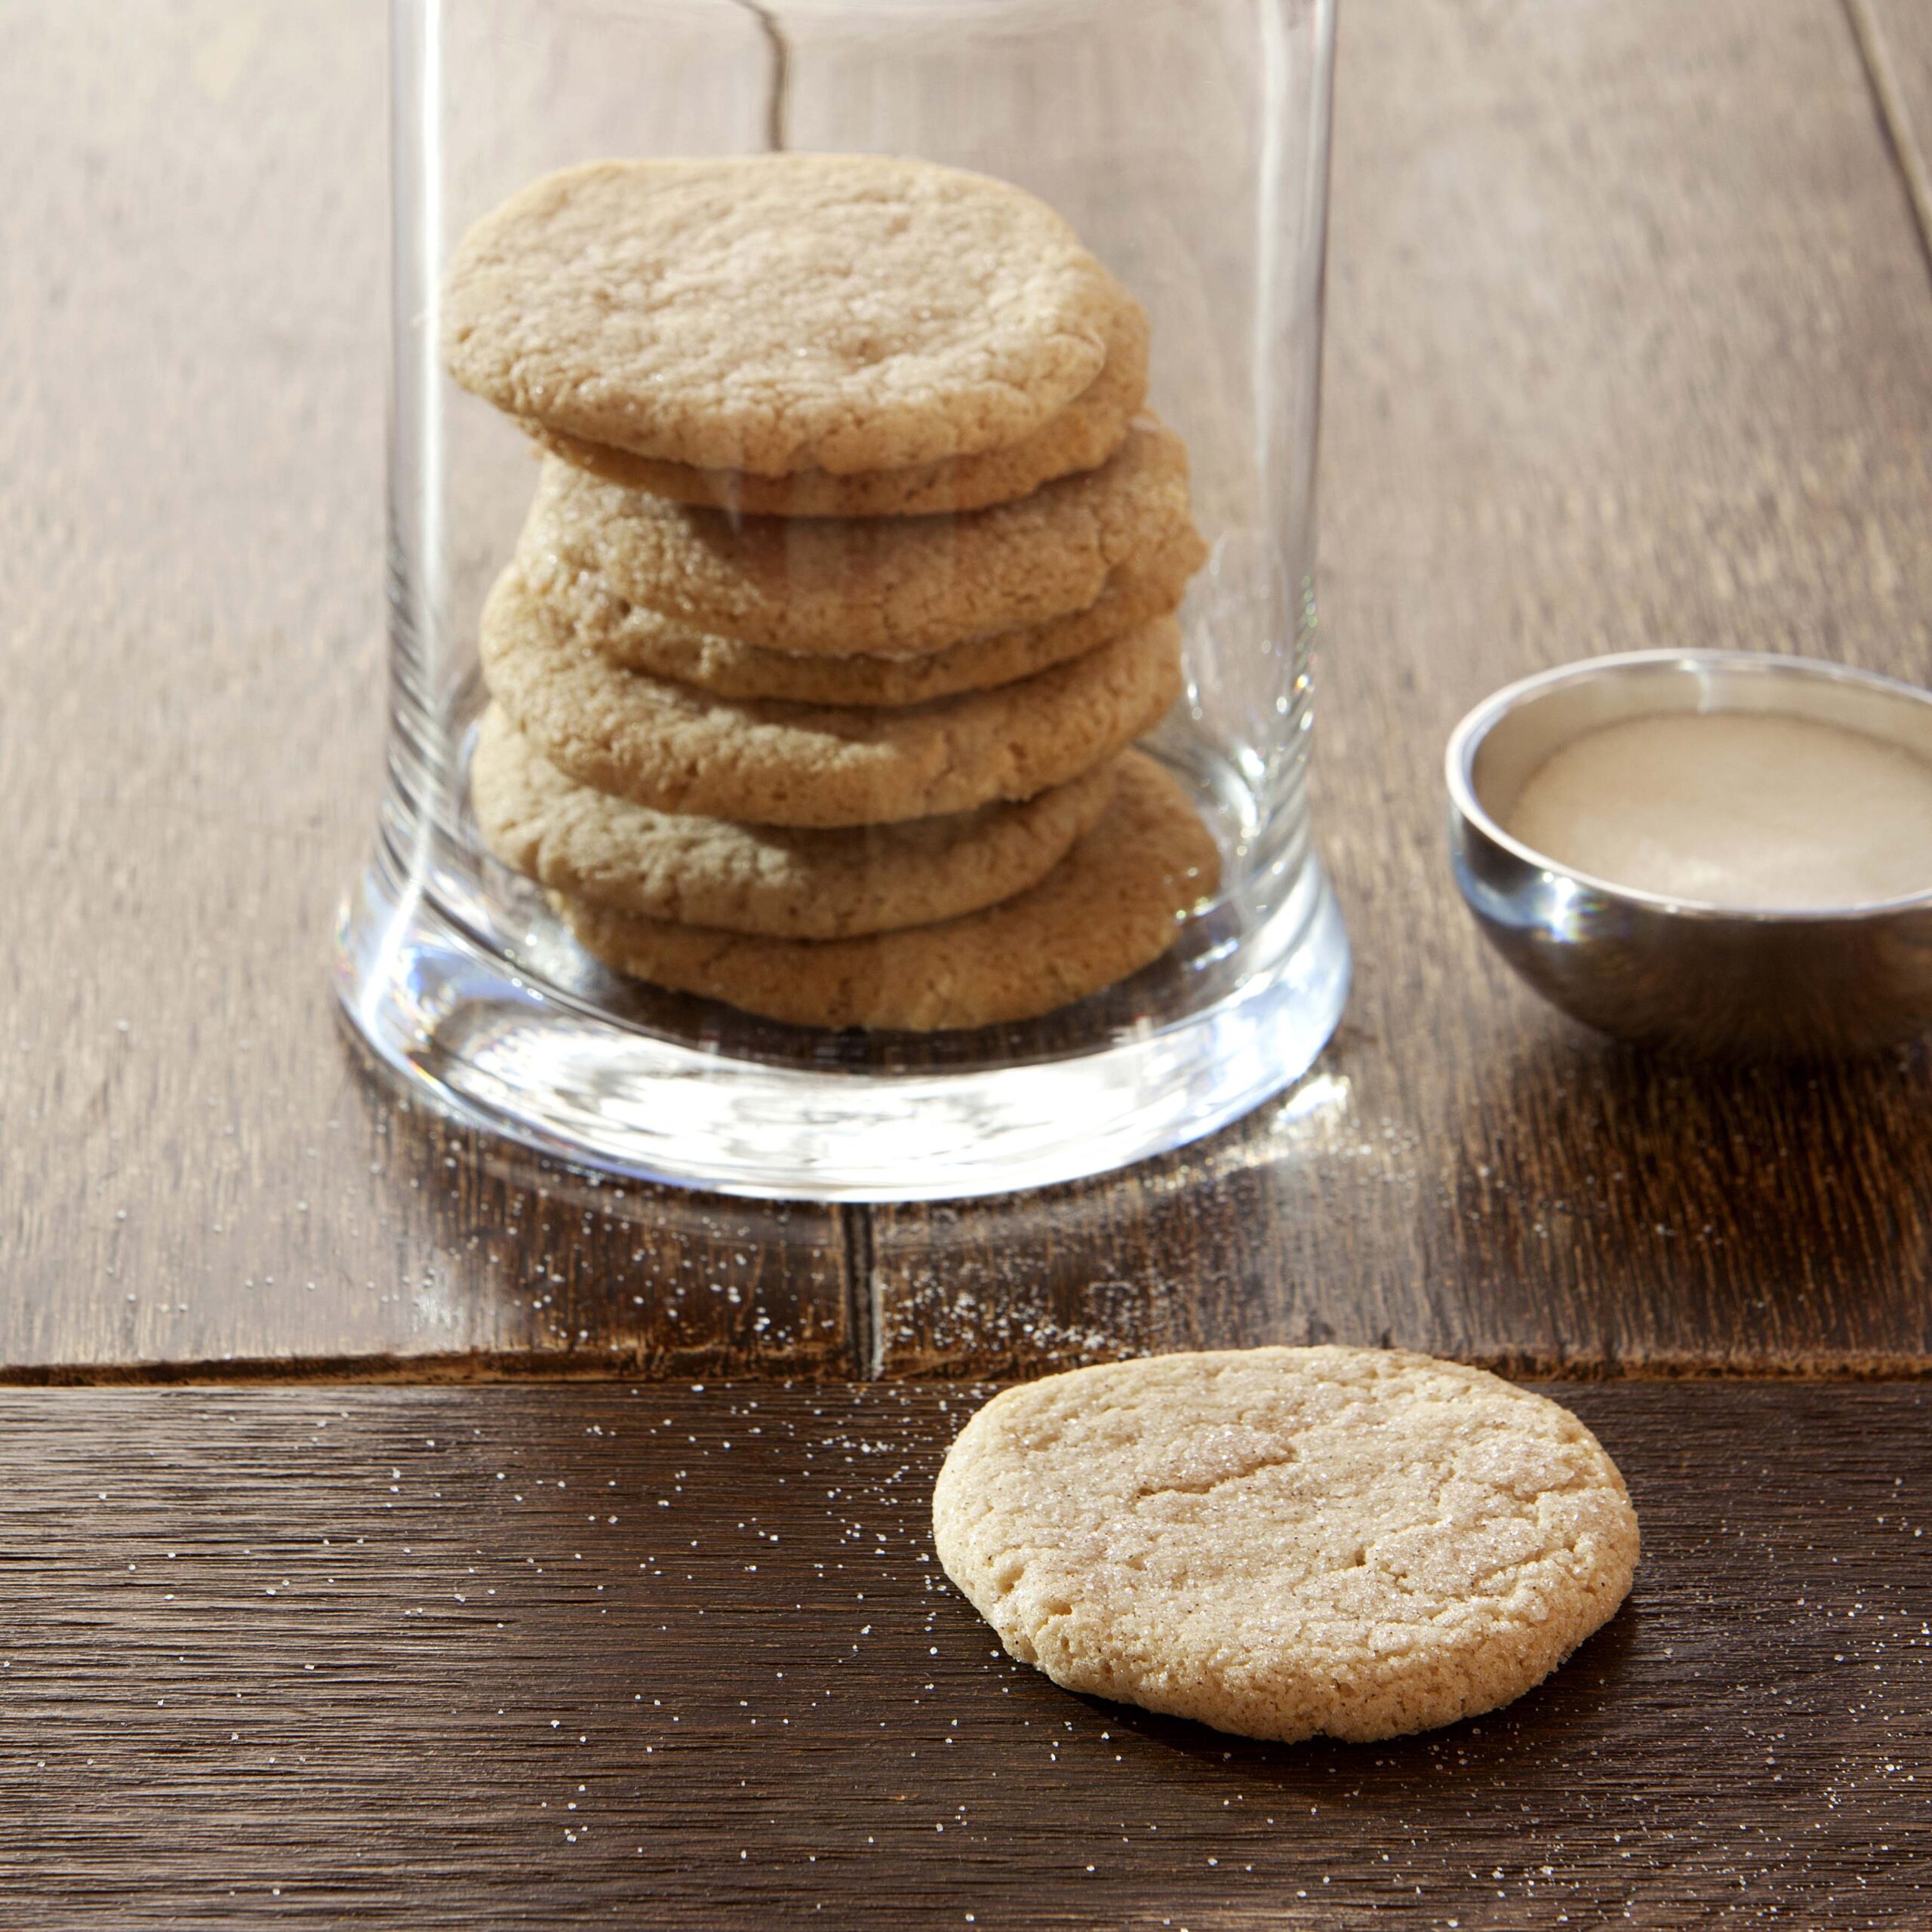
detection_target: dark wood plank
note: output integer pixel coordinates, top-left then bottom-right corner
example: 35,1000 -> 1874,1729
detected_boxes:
874,0 -> 1932,1380
0,6 -> 851,1376
2,1379 -> 1926,1927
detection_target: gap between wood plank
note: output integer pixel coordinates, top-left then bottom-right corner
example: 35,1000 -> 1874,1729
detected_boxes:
1845,0 -> 1932,278
0,1350 -> 1921,1389
728,0 -> 792,152
839,1203 -> 883,1380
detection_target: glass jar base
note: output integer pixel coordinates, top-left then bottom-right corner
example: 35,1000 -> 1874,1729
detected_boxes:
334,857 -> 1349,1203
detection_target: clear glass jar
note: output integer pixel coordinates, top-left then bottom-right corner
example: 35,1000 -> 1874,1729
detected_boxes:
337,0 -> 1349,1200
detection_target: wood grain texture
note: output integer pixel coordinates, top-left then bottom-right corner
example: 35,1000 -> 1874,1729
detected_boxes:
2,1379 -> 1926,1928
0,5 -> 849,1376
8,0 -> 1932,1383
874,0 -> 1932,1380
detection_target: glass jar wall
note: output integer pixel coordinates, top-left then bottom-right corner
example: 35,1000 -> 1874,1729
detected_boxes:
337,0 -> 1349,1199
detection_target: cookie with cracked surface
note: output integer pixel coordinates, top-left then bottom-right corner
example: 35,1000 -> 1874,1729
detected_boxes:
549,749 -> 1218,1031
470,705 -> 1118,940
523,301 -> 1150,517
516,523 -> 1207,709
522,418 -> 1196,658
478,564 -> 1183,829
931,1346 -> 1640,1744
443,154 -> 1131,477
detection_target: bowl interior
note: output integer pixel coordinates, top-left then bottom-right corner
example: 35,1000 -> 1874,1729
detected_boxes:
1465,653 -> 1932,841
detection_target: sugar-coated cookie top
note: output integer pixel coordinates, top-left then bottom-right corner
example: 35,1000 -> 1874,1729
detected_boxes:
517,521 -> 1204,709
523,417 -> 1196,659
442,154 -> 1128,477
523,300 -> 1149,518
555,750 -> 1220,1032
934,1346 -> 1640,1743
469,704 -> 1117,943
479,558 -> 1185,828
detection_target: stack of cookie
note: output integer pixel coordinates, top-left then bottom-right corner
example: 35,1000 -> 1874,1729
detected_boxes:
443,154 -> 1219,1031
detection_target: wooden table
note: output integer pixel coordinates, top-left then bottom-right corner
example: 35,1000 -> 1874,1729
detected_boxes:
5,0 -> 1930,1922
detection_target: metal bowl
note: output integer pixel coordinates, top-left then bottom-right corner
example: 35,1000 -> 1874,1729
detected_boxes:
1446,650 -> 1932,1057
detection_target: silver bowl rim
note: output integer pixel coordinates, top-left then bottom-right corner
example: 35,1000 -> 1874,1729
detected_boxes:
1445,648 -> 1932,924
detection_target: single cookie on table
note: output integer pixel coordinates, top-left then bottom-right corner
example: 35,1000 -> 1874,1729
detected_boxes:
550,750 -> 1218,1031
442,154 -> 1133,477
517,523 -> 1208,709
522,418 -> 1197,659
470,706 -> 1118,941
524,302 -> 1150,518
931,1346 -> 1640,1745
479,565 -> 1184,828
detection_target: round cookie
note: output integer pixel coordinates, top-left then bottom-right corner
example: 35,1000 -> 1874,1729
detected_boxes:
549,750 -> 1219,1031
516,525 -> 1208,709
442,154 -> 1129,476
524,302 -> 1150,518
522,417 -> 1197,657
478,565 -> 1184,829
931,1347 -> 1641,1745
470,706 -> 1118,940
